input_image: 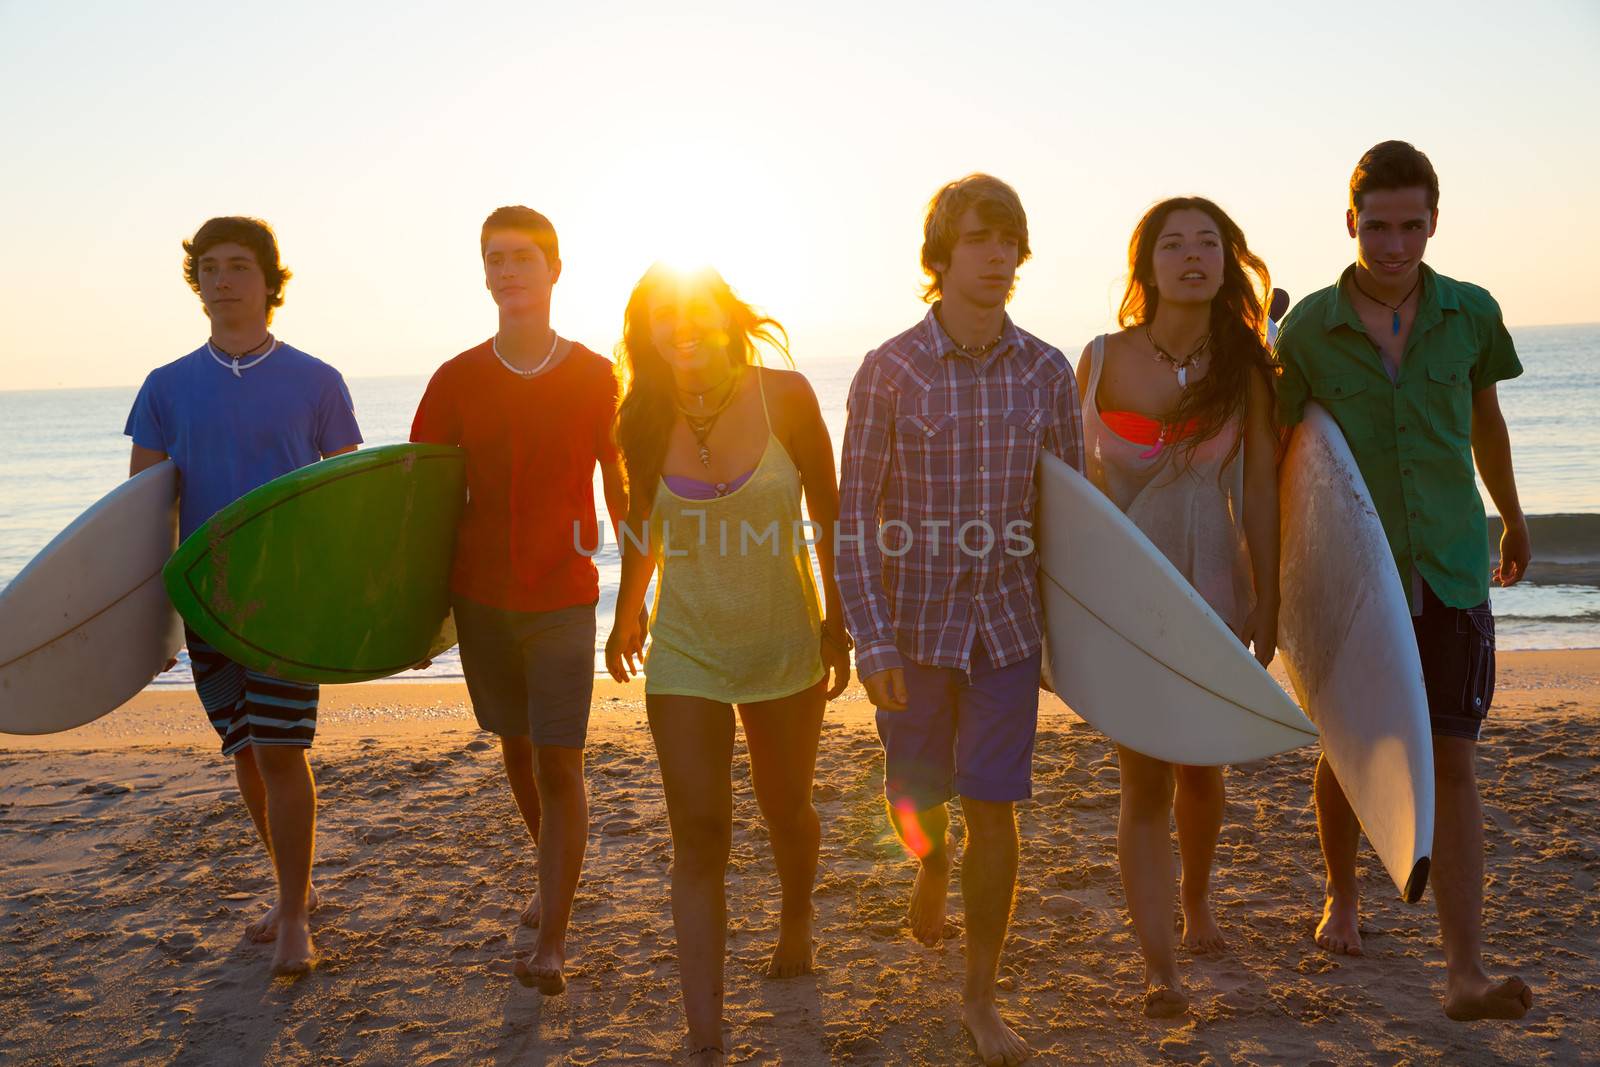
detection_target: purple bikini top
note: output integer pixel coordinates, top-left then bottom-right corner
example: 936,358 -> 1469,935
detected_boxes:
662,468 -> 755,500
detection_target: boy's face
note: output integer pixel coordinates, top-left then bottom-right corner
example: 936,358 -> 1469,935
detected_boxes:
196,242 -> 269,325
934,207 -> 1021,309
483,230 -> 559,315
1346,187 -> 1436,283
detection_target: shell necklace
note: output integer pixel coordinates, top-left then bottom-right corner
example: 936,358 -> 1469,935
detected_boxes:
1144,325 -> 1210,389
493,330 -> 559,377
207,334 -> 278,377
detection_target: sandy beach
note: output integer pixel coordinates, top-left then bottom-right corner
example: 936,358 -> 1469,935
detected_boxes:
2,651 -> 1597,1065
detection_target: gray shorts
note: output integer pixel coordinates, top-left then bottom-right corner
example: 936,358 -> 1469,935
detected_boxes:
452,595 -> 596,747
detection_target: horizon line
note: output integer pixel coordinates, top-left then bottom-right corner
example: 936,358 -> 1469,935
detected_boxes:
1,319 -> 1597,396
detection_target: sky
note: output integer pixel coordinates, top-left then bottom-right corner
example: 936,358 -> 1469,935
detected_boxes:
1,0 -> 1597,392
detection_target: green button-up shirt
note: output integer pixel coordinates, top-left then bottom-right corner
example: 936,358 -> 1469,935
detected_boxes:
1275,264 -> 1523,609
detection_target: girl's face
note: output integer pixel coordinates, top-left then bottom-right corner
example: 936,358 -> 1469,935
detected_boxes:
647,283 -> 734,375
1149,208 -> 1225,306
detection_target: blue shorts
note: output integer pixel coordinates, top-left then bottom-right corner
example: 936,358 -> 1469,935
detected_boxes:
186,628 -> 320,756
875,639 -> 1042,811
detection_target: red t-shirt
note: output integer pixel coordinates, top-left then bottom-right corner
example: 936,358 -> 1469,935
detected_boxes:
411,340 -> 618,612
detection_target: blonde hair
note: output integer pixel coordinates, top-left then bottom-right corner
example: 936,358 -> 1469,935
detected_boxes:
919,174 -> 1031,302
613,264 -> 791,511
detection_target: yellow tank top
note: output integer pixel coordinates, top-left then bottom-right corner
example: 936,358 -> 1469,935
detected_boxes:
644,370 -> 824,703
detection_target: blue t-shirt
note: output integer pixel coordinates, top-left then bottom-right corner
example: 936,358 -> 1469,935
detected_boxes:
124,343 -> 363,540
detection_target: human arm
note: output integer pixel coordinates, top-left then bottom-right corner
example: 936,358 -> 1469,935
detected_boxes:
1272,313 -> 1311,430
125,381 -> 180,670
837,357 -> 906,709
129,444 -> 168,477
1048,347 -> 1087,471
126,374 -> 170,478
600,454 -> 628,537
781,372 -> 851,701
316,373 -> 363,457
1471,384 -> 1529,587
1074,342 -> 1093,406
133,438 -> 180,671
1240,368 -> 1280,666
604,483 -> 658,683
598,450 -> 650,643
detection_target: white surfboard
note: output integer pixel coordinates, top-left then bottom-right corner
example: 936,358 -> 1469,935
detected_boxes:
1037,451 -> 1317,766
1278,404 -> 1433,902
0,462 -> 182,734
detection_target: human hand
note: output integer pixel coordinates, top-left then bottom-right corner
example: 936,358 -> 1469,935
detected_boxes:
1242,600 -> 1278,668
606,613 -> 646,683
820,627 -> 851,700
1495,517 -> 1531,587
863,666 -> 908,711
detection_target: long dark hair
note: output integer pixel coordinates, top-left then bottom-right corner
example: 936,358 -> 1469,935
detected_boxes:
614,263 -> 791,512
1117,196 -> 1273,467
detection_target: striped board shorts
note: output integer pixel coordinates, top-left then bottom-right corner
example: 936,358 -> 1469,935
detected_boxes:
185,628 -> 320,756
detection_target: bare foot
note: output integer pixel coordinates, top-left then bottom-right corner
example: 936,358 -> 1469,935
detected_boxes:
1144,982 -> 1189,1019
687,1047 -> 725,1067
907,853 -> 950,946
248,883 -> 320,944
513,943 -> 566,995
1314,894 -> 1363,956
519,891 -> 541,929
1444,974 -> 1533,1021
1180,897 -> 1226,954
269,915 -> 317,977
766,905 -> 814,978
962,999 -> 1031,1066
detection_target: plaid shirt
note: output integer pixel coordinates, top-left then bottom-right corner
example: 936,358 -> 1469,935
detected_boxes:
838,308 -> 1084,678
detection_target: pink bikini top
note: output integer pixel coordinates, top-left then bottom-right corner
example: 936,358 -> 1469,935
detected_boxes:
1099,409 -> 1203,459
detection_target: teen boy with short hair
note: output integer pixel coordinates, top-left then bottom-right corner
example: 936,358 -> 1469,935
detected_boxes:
1276,140 -> 1533,1022
127,216 -> 362,976
411,206 -> 627,995
838,174 -> 1084,1065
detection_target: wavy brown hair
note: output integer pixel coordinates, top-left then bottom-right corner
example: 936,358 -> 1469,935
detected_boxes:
614,263 -> 791,512
1117,196 -> 1273,467
183,216 -> 292,323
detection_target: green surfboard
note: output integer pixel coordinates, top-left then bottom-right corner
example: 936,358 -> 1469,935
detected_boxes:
164,444 -> 465,683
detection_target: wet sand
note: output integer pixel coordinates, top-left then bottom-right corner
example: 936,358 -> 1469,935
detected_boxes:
2,651 -> 1597,1064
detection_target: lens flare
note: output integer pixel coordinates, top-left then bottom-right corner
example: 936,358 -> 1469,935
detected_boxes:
892,797 -> 933,859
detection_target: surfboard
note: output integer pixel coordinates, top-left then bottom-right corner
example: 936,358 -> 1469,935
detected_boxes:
163,444 -> 464,684
1278,403 -> 1434,902
0,462 -> 182,734
1036,451 -> 1317,766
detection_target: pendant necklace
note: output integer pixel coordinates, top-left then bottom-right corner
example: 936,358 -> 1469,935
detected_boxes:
938,308 -> 1005,359
1351,274 -> 1420,336
675,369 -> 743,469
493,330 -> 559,377
207,334 -> 277,377
1144,325 -> 1209,389
678,367 -> 737,408
950,331 -> 1004,358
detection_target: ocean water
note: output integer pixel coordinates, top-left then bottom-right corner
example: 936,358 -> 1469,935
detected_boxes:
2,323 -> 1597,686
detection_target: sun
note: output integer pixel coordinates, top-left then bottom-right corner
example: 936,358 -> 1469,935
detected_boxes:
567,141 -> 814,330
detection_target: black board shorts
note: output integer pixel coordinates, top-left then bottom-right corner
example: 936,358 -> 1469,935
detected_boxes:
451,596 -> 596,748
186,627 -> 320,756
1413,582 -> 1496,741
